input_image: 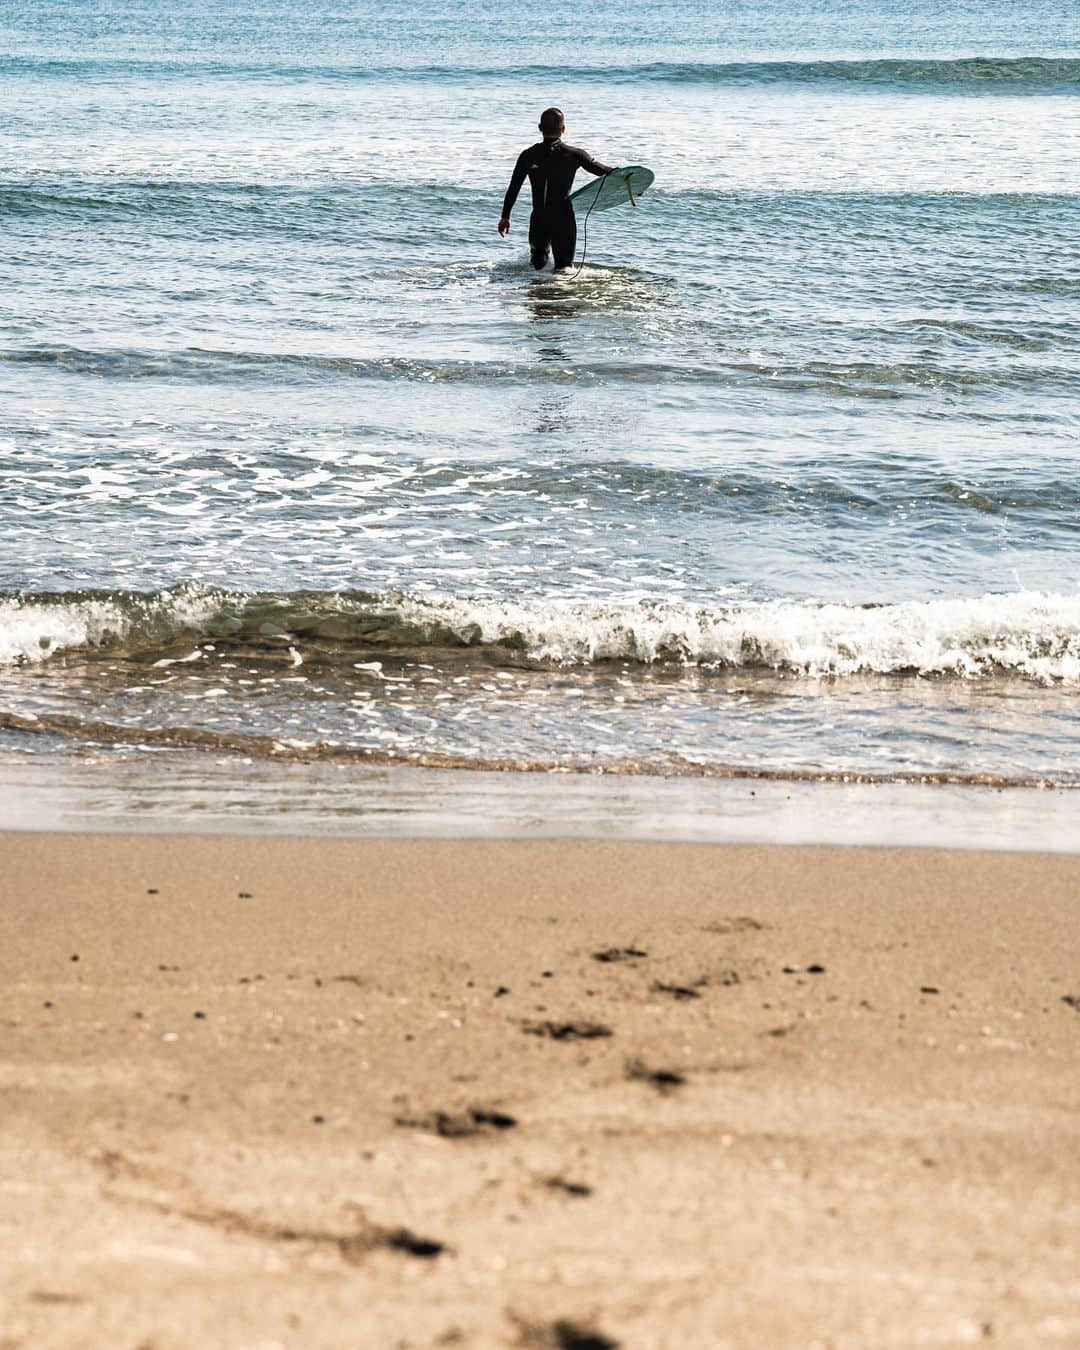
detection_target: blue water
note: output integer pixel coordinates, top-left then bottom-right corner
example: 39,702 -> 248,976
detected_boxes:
1,0 -> 1078,784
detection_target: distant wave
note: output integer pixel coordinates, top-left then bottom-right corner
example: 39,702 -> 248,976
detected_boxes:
5,181 -> 1076,241
616,56 -> 1080,91
3,586 -> 1079,683
3,343 -> 1073,398
5,54 -> 1078,92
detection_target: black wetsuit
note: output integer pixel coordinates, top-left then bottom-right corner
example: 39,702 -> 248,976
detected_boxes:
502,139 -> 612,270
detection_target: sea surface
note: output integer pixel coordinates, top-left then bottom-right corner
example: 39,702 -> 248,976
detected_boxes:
1,0 -> 1078,798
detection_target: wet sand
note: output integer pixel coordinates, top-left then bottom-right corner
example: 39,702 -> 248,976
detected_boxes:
3,833 -> 1080,1348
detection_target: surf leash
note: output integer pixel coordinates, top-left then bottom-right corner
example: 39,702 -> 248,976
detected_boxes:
569,169 -> 641,280
568,170 -> 610,281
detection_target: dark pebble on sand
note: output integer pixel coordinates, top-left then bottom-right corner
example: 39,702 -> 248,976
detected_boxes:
1062,994 -> 1080,1011
546,1177 -> 593,1198
806,964 -> 826,974
384,1228 -> 445,1259
396,1108 -> 516,1139
782,966 -> 797,974
43,1001 -> 53,1009
470,1108 -> 517,1131
627,1060 -> 686,1092
542,971 -> 553,978
147,888 -> 158,895
652,981 -> 700,1001
312,1114 -> 325,1124
238,891 -> 253,898
921,986 -> 940,995
549,1320 -> 619,1350
193,1010 -> 205,1019
523,1019 -> 613,1041
592,946 -> 647,964
494,986 -> 510,997
70,954 -> 79,962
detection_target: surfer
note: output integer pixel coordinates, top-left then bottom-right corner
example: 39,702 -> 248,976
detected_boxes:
498,108 -> 612,271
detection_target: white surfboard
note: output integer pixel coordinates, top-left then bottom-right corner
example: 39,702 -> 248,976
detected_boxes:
569,165 -> 655,215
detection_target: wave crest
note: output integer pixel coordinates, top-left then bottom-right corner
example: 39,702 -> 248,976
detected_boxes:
0,588 -> 224,666
399,592 -> 1080,681
2,586 -> 1079,683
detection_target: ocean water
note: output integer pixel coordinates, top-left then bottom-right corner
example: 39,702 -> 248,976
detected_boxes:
1,0 -> 1078,791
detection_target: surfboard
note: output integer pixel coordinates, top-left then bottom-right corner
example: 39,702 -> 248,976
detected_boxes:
569,165 -> 655,215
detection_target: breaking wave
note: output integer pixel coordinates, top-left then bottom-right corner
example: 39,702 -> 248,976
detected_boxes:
3,586 -> 1080,683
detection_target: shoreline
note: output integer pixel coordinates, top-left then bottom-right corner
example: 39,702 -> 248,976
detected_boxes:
5,832 -> 1080,1346
2,747 -> 1080,853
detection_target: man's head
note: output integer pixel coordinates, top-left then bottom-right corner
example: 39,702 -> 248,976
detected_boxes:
538,107 -> 565,140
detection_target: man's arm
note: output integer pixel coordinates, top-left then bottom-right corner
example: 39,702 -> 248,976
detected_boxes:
498,151 -> 529,234
574,147 -> 612,177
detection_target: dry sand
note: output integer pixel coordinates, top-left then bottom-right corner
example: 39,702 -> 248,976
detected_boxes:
3,833 -> 1079,1348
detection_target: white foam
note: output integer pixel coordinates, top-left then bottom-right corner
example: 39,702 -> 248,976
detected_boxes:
4,587 -> 1080,683
0,591 -> 220,666
399,590 -> 1080,683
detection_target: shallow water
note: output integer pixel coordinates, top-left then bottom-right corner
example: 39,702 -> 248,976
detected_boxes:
1,0 -> 1078,788
2,741 -> 1078,853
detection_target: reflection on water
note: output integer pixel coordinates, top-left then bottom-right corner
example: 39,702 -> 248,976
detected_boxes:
525,275 -> 593,323
522,265 -> 672,434
525,263 -> 672,318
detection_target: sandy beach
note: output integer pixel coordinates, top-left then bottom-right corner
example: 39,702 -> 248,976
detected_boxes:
3,832 -> 1079,1347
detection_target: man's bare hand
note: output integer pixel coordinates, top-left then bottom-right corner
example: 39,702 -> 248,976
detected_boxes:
498,217 -> 511,237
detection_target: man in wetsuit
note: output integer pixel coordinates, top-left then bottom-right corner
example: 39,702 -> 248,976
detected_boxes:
498,107 -> 612,271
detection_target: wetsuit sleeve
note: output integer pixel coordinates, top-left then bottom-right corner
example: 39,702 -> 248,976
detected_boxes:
501,151 -> 529,219
574,147 -> 612,176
